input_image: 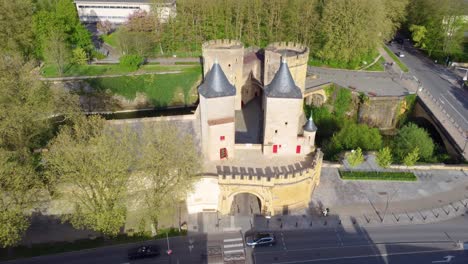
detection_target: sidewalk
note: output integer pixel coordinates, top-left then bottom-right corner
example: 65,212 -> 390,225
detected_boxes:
256,153 -> 468,230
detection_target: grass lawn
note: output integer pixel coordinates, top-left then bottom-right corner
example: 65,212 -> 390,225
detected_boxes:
339,171 -> 417,181
365,57 -> 385,71
383,45 -> 409,72
308,51 -> 381,70
0,229 -> 186,261
41,64 -> 199,78
84,66 -> 201,107
101,33 -> 117,48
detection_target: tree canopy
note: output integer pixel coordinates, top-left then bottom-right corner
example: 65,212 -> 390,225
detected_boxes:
393,123 -> 434,162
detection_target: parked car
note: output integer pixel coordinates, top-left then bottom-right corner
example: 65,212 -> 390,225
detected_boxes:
246,233 -> 276,248
396,52 -> 405,58
127,245 -> 161,260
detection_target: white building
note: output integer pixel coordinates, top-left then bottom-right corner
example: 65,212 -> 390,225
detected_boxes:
74,0 -> 176,24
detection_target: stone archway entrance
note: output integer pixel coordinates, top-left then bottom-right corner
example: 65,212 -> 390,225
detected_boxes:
230,193 -> 262,216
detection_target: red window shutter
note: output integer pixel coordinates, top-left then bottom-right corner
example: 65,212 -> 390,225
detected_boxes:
220,148 -> 228,159
273,145 -> 278,153
296,145 -> 301,154
220,136 -> 225,141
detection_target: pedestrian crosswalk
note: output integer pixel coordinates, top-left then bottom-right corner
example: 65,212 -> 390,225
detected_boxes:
222,232 -> 245,263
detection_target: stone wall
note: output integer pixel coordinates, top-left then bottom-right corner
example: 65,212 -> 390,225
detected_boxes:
217,150 -> 323,215
358,96 -> 404,130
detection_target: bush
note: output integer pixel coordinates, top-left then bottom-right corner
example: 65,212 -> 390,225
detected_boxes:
403,147 -> 420,166
346,148 -> 364,167
119,54 -> 144,71
339,171 -> 417,181
376,147 -> 392,168
331,122 -> 382,152
393,123 -> 434,162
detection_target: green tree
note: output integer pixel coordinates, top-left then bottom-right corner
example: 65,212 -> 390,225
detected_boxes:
44,116 -> 136,236
318,0 -> 385,65
331,122 -> 382,152
403,147 -> 420,166
376,147 -> 392,168
393,123 -> 434,162
0,53 -> 54,156
0,0 -> 34,56
72,47 -> 88,65
43,31 -> 71,76
0,150 -> 41,248
133,123 -> 201,231
346,147 -> 364,167
407,0 -> 468,59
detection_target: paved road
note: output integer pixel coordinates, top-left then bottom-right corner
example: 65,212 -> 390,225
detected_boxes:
1,234 -> 208,264
386,43 -> 468,158
251,215 -> 468,264
6,215 -> 468,264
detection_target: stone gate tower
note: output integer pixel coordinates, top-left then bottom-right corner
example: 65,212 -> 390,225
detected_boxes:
202,40 -> 244,110
198,61 -> 236,161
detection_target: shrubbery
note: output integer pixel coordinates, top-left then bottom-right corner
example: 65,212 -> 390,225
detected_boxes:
393,123 -> 434,162
119,54 -> 144,71
339,171 -> 417,181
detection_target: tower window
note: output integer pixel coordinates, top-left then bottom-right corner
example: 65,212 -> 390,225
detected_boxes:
220,136 -> 225,141
275,130 -> 278,134
228,64 -> 231,67
285,122 -> 288,126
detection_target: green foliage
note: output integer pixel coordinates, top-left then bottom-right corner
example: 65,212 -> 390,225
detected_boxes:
0,210 -> 30,248
134,122 -> 201,231
376,147 -> 393,168
41,63 -> 193,78
397,94 -> 416,126
32,0 -> 93,59
45,116 -> 135,236
403,147 -> 420,166
119,54 -> 144,71
85,66 -> 201,107
339,171 -> 416,181
43,31 -> 71,76
407,0 -> 467,59
72,48 -> 88,65
409,24 -> 428,49
393,123 -> 434,162
101,33 -> 118,48
333,88 -> 353,118
0,0 -> 34,56
346,148 -> 364,167
331,122 -> 382,152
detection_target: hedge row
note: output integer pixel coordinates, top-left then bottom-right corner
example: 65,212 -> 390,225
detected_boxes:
339,171 -> 417,181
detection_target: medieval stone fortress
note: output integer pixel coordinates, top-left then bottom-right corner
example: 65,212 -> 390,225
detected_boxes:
187,40 -> 322,217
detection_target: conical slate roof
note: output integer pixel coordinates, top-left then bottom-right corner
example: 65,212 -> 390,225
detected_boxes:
304,116 -> 317,132
198,61 -> 236,98
264,60 -> 302,99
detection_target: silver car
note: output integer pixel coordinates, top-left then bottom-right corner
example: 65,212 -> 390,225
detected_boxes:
246,233 -> 276,248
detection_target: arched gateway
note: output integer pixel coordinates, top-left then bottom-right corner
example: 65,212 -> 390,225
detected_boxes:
186,150 -> 323,216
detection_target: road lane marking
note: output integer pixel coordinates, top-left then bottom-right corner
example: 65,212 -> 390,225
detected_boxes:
224,243 -> 244,248
281,232 -> 287,251
270,248 -> 460,263
335,228 -> 344,246
224,249 -> 245,254
224,238 -> 242,242
441,94 -> 468,124
254,241 -> 455,255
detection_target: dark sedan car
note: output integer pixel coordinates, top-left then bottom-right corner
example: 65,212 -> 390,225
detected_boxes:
127,245 -> 161,260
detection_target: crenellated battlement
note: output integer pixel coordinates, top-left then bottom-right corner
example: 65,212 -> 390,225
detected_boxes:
265,42 -> 310,65
218,150 -> 322,186
202,39 -> 244,50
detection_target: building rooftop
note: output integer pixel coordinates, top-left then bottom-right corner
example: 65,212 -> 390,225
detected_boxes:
304,116 -> 317,132
198,62 -> 236,98
264,60 -> 302,99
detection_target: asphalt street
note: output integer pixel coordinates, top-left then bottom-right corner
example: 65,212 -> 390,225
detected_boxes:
387,43 -> 468,133
1,234 -> 208,264
4,215 -> 468,264
251,215 -> 468,264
